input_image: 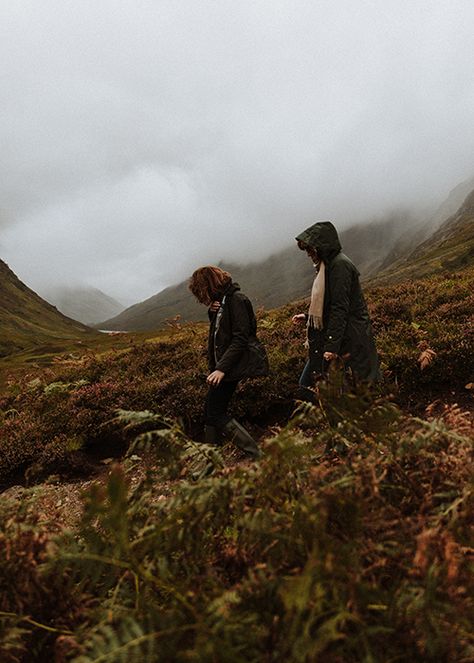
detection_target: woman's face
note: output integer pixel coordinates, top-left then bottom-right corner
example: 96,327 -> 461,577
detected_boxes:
298,240 -> 318,263
305,245 -> 318,263
204,287 -> 221,306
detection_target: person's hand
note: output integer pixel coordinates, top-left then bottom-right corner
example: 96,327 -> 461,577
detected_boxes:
323,352 -> 338,361
292,313 -> 306,325
207,370 -> 225,386
209,301 -> 221,313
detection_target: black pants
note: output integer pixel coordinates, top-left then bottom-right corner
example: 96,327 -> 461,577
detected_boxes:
205,380 -> 239,428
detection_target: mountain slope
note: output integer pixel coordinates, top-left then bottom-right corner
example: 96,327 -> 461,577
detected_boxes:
42,286 -> 124,325
372,188 -> 474,284
97,216 -> 415,331
378,176 -> 474,271
99,180 -> 474,332
0,260 -> 93,357
95,251 -> 314,331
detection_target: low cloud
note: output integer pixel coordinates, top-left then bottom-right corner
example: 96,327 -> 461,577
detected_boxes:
1,0 -> 473,301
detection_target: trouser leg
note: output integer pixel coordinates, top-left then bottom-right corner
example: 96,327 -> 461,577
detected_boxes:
299,360 -> 313,387
205,380 -> 239,428
204,380 -> 260,458
297,359 -> 315,402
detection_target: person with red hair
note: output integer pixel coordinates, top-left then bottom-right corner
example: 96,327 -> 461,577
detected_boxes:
189,266 -> 268,458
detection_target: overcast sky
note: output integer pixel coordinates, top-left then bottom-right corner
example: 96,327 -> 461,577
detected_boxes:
1,0 -> 473,303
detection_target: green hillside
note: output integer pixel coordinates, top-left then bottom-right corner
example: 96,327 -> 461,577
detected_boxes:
372,189 -> 474,284
0,259 -> 95,357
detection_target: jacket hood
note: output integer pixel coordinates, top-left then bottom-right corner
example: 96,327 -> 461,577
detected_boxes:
295,221 -> 342,262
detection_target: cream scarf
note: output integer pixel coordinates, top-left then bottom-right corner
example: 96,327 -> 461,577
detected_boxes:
307,260 -> 325,332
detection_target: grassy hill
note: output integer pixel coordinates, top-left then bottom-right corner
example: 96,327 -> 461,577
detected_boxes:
0,260 -> 96,357
0,263 -> 472,662
372,189 -> 474,284
0,188 -> 472,661
1,262 -> 472,486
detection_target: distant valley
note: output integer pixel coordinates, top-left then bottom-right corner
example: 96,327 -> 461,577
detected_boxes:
1,176 -> 473,348
41,286 -> 125,326
0,260 -> 95,358
97,177 -> 474,332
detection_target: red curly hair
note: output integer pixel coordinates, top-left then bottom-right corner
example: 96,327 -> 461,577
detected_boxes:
189,266 -> 232,305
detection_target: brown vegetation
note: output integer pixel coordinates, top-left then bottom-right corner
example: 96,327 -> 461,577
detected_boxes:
0,266 -> 472,662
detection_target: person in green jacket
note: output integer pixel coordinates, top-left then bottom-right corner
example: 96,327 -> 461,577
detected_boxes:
292,221 -> 380,392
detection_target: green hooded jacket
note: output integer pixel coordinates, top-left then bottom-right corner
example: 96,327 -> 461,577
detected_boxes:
296,221 -> 380,382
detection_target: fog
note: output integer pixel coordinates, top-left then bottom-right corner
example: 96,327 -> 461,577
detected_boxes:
1,0 -> 473,303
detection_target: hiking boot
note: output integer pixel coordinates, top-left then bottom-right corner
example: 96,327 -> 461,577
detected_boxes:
296,386 -> 315,403
204,425 -> 220,445
223,418 -> 262,459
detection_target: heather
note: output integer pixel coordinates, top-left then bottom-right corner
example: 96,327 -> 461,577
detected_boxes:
0,268 -> 473,662
0,267 -> 472,485
0,392 -> 472,662
368,267 -> 474,405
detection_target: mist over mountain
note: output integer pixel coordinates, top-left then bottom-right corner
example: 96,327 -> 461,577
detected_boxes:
41,286 -> 124,326
95,180 -> 474,331
1,2 -> 473,303
98,178 -> 474,332
378,175 -> 474,270
373,187 -> 474,284
2,177 -> 470,354
0,260 -> 91,357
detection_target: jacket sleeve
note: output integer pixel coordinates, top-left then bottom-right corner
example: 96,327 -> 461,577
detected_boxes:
323,260 -> 352,354
215,295 -> 251,374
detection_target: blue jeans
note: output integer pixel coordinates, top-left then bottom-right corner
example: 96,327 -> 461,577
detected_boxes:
299,360 -> 313,388
297,360 -> 316,402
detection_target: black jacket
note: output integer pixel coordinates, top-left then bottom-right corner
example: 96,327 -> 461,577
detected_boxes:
208,283 -> 268,381
296,221 -> 380,381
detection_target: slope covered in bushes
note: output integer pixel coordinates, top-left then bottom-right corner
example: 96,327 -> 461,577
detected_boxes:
0,265 -> 473,662
0,392 -> 472,662
0,266 -> 473,485
368,266 -> 474,405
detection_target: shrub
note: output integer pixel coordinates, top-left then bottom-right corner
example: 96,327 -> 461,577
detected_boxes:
0,268 -> 472,484
1,391 -> 472,662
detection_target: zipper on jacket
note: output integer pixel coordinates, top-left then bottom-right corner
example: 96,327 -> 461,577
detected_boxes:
213,295 -> 226,365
